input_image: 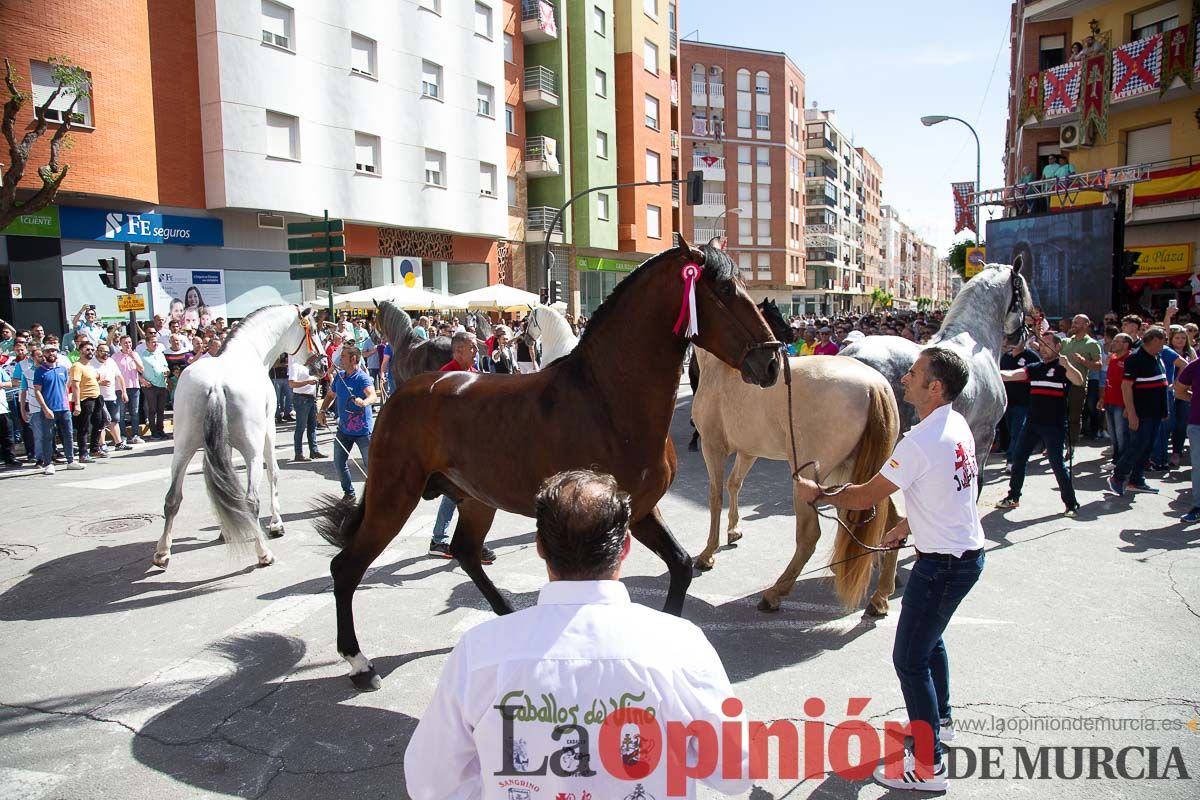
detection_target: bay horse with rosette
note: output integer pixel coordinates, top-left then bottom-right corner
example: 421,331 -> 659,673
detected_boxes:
316,239 -> 781,689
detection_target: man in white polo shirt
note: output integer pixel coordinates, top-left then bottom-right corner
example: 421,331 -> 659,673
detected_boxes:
796,347 -> 984,792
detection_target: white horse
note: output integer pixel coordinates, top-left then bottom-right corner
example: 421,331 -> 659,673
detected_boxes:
152,305 -> 326,568
524,304 -> 579,366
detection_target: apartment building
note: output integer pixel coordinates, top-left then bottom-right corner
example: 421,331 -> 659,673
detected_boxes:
504,0 -> 529,288
857,147 -> 885,299
1006,0 -> 1200,308
679,40 -> 807,312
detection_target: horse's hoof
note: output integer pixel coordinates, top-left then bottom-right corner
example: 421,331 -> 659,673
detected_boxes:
727,530 -> 743,545
350,666 -> 382,692
864,602 -> 889,619
152,555 -> 169,569
757,596 -> 781,613
267,525 -> 285,539
257,553 -> 275,568
693,556 -> 714,572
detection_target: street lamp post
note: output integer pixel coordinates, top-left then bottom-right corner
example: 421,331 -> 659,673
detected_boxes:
921,115 -> 981,237
713,206 -> 743,247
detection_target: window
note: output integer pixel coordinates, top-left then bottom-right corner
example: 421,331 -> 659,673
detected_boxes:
29,61 -> 92,126
479,162 -> 497,196
261,0 -> 293,50
1126,122 -> 1172,164
757,252 -> 771,280
757,184 -> 769,202
596,129 -> 609,158
1132,4 -> 1181,39
755,71 -> 769,94
265,111 -> 299,159
738,218 -> 751,240
1038,34 -> 1065,70
645,150 -> 661,182
505,104 -> 516,134
419,0 -> 441,12
421,61 -> 443,99
594,6 -> 606,35
646,204 -> 662,239
755,113 -> 769,130
425,149 -> 446,186
738,182 -> 752,202
644,0 -> 658,18
737,146 -> 751,165
350,33 -> 376,77
507,175 -> 519,206
474,2 -> 493,38
503,33 -> 515,63
644,94 -> 660,129
354,131 -> 380,174
736,68 -> 751,92
597,192 -> 610,220
757,219 -> 770,243
736,109 -> 751,129
644,39 -> 659,75
477,82 -> 494,117
594,68 -> 607,97
756,147 -> 770,166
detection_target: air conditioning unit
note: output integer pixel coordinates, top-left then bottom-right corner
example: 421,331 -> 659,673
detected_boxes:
1059,121 -> 1093,149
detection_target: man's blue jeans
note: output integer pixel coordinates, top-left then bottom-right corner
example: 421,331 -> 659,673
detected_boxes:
121,388 -> 141,438
28,413 -> 45,464
273,377 -> 293,418
1152,392 -> 1174,465
1189,425 -> 1200,508
1004,404 -> 1028,463
1114,415 -> 1162,486
292,395 -> 319,457
1105,406 -> 1128,462
894,551 -> 985,765
432,496 -> 458,545
1008,419 -> 1077,507
39,411 -> 74,464
333,431 -> 369,496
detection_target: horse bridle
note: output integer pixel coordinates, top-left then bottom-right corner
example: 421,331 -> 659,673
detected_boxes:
1005,265 -> 1030,341
289,309 -> 321,359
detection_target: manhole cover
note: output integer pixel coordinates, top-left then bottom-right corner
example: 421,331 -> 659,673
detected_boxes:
77,514 -> 159,536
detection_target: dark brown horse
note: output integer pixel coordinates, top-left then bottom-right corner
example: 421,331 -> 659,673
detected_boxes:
317,238 -> 781,689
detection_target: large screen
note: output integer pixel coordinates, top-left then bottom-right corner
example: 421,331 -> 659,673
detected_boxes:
985,207 -> 1115,323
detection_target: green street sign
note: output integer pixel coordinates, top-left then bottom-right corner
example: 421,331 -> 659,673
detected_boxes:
289,265 -> 348,280
288,234 -> 345,251
0,204 -> 61,237
286,219 -> 344,235
289,249 -> 346,265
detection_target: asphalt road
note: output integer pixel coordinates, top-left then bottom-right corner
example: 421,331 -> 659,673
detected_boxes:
0,384 -> 1197,799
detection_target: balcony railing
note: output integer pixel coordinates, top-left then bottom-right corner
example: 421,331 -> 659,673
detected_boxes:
806,136 -> 836,154
695,227 -> 725,242
521,0 -> 558,43
692,81 -> 707,95
701,192 -> 725,206
806,162 -> 838,180
524,136 -> 560,177
693,155 -> 725,171
807,248 -> 838,263
709,82 -> 724,97
671,184 -> 680,205
806,195 -> 836,208
527,206 -> 563,235
669,30 -> 677,52
670,130 -> 679,152
523,65 -> 558,110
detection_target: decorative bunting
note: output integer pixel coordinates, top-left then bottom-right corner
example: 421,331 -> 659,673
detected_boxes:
1020,72 -> 1043,122
1194,18 -> 1200,81
952,182 -> 976,234
1112,33 -> 1163,99
1081,52 -> 1110,139
1160,23 -> 1195,93
1043,62 -> 1082,117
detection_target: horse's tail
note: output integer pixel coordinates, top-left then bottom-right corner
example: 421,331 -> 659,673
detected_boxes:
313,492 -> 365,551
830,378 -> 900,608
376,300 -> 415,350
200,388 -> 261,559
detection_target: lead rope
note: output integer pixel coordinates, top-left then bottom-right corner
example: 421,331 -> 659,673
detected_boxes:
325,372 -> 370,479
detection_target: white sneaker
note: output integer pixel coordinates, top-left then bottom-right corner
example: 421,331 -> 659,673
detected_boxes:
874,755 -> 949,792
890,716 -> 956,742
43,463 -> 56,475
66,461 -> 85,470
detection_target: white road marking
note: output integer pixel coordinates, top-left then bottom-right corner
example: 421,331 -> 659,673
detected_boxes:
0,768 -> 68,800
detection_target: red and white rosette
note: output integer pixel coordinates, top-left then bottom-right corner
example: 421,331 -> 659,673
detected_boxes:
672,262 -> 701,338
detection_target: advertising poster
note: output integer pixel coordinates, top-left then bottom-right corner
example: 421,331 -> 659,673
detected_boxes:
153,267 -> 227,326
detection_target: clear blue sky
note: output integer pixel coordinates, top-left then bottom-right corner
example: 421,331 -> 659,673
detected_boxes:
681,0 -> 1012,254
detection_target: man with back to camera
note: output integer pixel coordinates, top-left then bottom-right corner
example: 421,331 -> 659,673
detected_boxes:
1108,326 -> 1170,497
405,469 -> 749,799
795,347 -> 984,792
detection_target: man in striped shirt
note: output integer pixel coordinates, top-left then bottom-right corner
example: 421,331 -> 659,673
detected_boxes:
996,332 -> 1084,515
1108,327 -> 1169,496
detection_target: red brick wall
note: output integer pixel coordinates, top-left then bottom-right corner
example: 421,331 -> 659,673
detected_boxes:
615,51 -> 673,254
147,0 -> 205,208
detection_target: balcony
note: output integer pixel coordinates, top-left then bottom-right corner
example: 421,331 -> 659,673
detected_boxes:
524,136 -> 560,177
693,154 -> 725,180
523,65 -> 559,110
806,136 -> 837,155
672,183 -> 680,207
671,78 -> 679,106
807,248 -> 838,263
670,130 -> 679,153
805,162 -> 838,180
521,0 -> 558,43
526,206 -> 563,242
694,227 -> 725,243
669,30 -> 677,53
806,194 -> 836,208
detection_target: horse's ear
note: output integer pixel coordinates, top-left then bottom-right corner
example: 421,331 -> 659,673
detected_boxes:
676,233 -> 692,257
1012,254 -> 1024,275
300,306 -> 313,318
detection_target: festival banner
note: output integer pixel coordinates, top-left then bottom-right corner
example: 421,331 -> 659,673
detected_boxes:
1159,22 -> 1195,93
1081,52 -> 1110,138
1112,33 -> 1163,100
1020,72 -> 1043,122
952,182 -> 976,234
1132,161 -> 1200,206
1194,18 -> 1200,81
153,267 -> 228,324
1043,61 -> 1082,117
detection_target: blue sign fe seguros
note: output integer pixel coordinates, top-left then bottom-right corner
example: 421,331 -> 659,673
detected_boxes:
59,207 -> 224,247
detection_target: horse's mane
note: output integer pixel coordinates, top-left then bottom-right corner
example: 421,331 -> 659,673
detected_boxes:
531,306 -> 579,364
376,300 -> 414,349
218,305 -> 285,355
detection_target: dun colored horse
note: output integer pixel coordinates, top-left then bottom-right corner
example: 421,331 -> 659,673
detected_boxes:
317,239 -> 781,689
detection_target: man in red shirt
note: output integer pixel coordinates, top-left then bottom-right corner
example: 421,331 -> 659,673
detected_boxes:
431,331 -> 496,563
1098,332 -> 1134,465
814,327 -> 840,355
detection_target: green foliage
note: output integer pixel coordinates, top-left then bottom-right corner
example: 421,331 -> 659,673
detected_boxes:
946,240 -> 977,279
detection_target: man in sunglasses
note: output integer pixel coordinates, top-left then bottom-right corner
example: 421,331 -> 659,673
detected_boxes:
33,345 -> 81,474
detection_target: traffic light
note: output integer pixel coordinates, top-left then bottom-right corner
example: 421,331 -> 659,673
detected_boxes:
97,257 -> 121,290
539,286 -> 549,305
549,280 -> 562,305
685,170 -> 704,205
125,243 -> 152,288
1121,249 -> 1143,278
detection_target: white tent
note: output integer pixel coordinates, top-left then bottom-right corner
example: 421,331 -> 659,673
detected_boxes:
320,285 -> 455,311
446,283 -> 542,312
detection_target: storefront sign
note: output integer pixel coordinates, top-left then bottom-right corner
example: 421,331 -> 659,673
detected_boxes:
60,207 -> 224,246
0,205 -> 61,237
117,293 -> 146,312
1129,243 -> 1193,277
153,268 -> 227,321
577,256 -> 639,273
964,246 -> 986,279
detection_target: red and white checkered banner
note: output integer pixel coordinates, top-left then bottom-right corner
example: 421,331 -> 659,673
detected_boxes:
1043,61 -> 1082,117
1082,52 -> 1110,138
952,181 -> 976,234
1112,33 -> 1163,100
1159,22 -> 1194,93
